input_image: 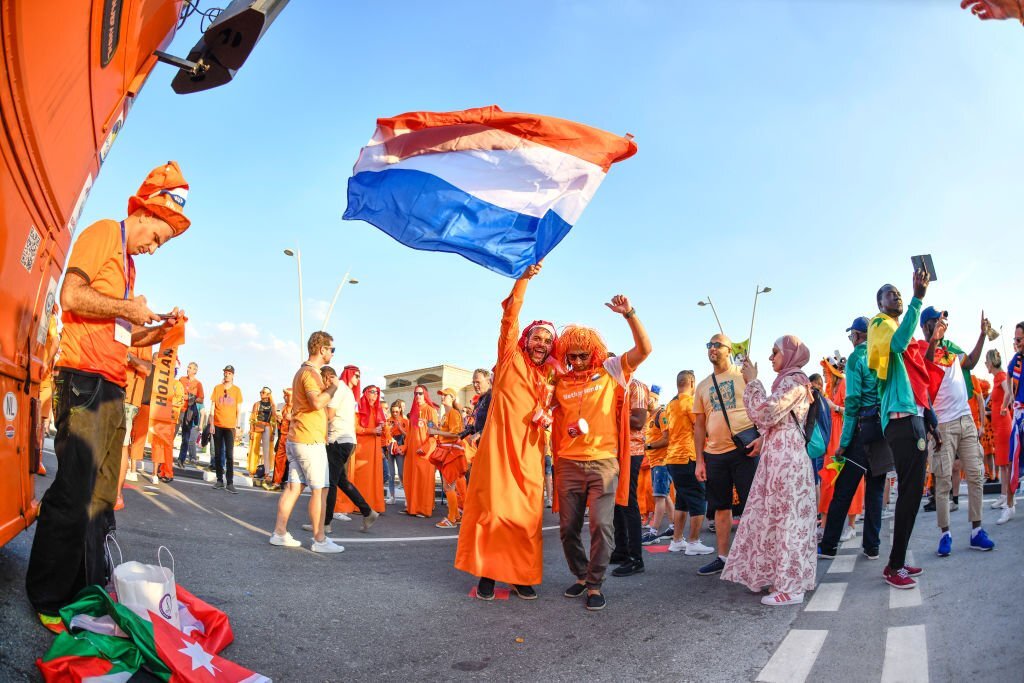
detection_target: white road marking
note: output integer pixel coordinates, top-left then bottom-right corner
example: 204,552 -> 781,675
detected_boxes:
890,584 -> 922,609
805,582 -> 846,612
827,554 -> 857,574
906,550 -> 915,566
331,525 -> 560,543
841,536 -> 860,550
881,625 -> 928,682
756,629 -> 828,683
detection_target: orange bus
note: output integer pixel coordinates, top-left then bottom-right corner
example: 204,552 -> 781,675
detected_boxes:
0,0 -> 285,547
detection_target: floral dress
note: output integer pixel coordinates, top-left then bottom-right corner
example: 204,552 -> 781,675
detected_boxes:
721,375 -> 817,594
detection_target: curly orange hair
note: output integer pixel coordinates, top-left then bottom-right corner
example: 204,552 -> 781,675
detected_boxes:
555,325 -> 609,370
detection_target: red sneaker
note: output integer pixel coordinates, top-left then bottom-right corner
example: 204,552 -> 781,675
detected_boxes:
903,564 -> 923,577
883,565 -> 917,589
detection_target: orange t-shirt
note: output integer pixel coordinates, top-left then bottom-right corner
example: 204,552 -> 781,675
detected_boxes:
288,363 -> 327,444
438,408 -> 464,445
56,219 -> 136,386
212,383 -> 243,429
554,355 -> 632,461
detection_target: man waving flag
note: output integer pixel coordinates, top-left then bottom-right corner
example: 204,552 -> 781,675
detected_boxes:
343,106 -> 636,278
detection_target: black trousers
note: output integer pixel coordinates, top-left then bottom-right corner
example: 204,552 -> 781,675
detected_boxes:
612,455 -> 644,563
885,416 -> 927,570
213,427 -> 235,484
326,442 -> 370,523
27,371 -> 125,616
821,431 -> 885,554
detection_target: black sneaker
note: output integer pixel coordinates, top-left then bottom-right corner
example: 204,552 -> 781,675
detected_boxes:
923,499 -> 936,512
863,547 -> 880,560
611,560 -> 645,577
698,556 -> 726,575
708,522 -> 716,533
585,592 -> 606,611
226,483 -> 238,494
212,481 -> 225,490
563,582 -> 587,598
608,552 -> 630,565
476,578 -> 495,601
254,465 -> 265,479
817,546 -> 837,560
512,584 -> 538,600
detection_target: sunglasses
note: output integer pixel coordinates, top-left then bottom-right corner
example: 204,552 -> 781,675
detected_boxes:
706,342 -> 727,350
414,391 -> 425,396
567,352 -> 591,362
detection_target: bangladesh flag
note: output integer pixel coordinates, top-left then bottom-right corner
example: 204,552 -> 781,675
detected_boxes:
37,585 -> 270,682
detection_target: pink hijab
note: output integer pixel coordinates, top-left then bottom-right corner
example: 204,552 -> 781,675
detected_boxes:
772,335 -> 811,393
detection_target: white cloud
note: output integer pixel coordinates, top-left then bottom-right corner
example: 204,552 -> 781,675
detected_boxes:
238,322 -> 259,339
306,298 -> 330,327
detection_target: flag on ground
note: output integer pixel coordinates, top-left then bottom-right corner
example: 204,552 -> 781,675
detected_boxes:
37,585 -> 269,682
343,105 -> 637,278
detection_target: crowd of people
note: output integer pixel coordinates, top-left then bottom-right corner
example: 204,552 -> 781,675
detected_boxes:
24,162 -> 1022,633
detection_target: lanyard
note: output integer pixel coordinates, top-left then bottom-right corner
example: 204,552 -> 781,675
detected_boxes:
119,221 -> 130,300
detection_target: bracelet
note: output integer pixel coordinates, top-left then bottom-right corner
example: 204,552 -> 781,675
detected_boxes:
624,308 -> 636,319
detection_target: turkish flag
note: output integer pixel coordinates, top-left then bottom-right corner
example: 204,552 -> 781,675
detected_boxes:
150,612 -> 271,683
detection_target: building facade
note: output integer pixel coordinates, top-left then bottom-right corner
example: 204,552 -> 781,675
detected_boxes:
383,364 -> 476,417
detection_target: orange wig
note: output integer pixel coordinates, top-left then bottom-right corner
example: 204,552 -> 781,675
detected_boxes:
555,325 -> 609,371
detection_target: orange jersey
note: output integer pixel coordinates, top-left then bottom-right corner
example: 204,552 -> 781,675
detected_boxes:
211,383 -> 243,429
553,356 -> 632,462
56,220 -> 135,386
288,364 -> 326,444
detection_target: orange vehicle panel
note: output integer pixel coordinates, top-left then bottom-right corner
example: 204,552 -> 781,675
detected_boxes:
0,0 -> 180,547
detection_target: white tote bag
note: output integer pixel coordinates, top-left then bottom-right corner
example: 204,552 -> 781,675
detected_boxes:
109,540 -> 181,630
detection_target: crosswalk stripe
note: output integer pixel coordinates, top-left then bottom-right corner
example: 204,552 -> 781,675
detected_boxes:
827,554 -> 857,573
881,625 -> 928,682
841,536 -> 860,550
805,582 -> 846,612
890,584 -> 923,609
756,629 -> 829,683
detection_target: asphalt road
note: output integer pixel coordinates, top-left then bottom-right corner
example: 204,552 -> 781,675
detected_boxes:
1,444 -> 1022,682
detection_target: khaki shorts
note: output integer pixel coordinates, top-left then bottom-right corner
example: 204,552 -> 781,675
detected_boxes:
285,440 -> 328,489
123,404 -> 140,447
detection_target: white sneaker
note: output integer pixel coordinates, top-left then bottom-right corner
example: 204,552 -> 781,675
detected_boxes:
361,510 -> 380,533
150,474 -> 160,485
761,590 -> 804,606
311,538 -> 344,553
125,471 -> 138,482
668,539 -> 688,553
269,532 -> 301,547
333,513 -> 352,521
991,495 -> 1008,510
302,523 -> 332,534
997,507 -> 1015,525
839,526 -> 855,542
881,509 -> 894,519
685,540 -> 715,555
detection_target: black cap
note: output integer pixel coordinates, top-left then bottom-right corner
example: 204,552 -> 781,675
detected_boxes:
223,365 -> 235,373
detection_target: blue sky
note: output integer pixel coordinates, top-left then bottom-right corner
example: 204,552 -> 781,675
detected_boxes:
75,1 -> 1022,405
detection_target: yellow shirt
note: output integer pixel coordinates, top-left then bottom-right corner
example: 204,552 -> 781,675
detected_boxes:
693,366 -> 754,455
554,356 -> 630,461
664,393 -> 697,465
645,407 -> 668,466
288,364 -> 327,444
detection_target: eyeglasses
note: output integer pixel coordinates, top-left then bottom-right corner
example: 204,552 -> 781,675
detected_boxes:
567,352 -> 591,362
327,347 -> 336,353
706,342 -> 727,350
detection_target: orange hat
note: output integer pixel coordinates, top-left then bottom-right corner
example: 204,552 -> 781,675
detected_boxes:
437,388 -> 458,399
128,161 -> 191,236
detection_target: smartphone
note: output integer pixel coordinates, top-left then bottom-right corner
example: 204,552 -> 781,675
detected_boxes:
910,254 -> 937,282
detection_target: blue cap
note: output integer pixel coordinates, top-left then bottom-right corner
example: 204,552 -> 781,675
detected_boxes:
846,316 -> 869,333
650,384 -> 662,395
920,306 -> 946,329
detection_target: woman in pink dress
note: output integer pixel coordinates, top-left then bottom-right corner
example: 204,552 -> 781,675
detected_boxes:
721,335 -> 817,606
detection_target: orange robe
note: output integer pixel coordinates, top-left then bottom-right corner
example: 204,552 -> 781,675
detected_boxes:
818,373 -> 865,516
337,414 -> 388,513
637,457 -> 655,517
454,278 -> 549,586
403,405 -> 438,516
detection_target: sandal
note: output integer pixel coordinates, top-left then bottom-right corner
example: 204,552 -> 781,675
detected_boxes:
435,518 -> 457,529
761,591 -> 804,606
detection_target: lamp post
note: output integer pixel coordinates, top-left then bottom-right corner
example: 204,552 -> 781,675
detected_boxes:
748,285 -> 772,358
322,269 -> 359,330
283,248 -> 304,362
697,297 -> 725,336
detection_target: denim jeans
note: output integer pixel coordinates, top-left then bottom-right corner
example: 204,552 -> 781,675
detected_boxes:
27,370 -> 125,615
178,421 -> 197,465
821,431 -> 885,554
385,453 -> 405,497
213,427 -> 234,484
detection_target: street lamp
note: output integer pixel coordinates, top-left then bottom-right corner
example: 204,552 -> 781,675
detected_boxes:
748,285 -> 772,358
322,268 -> 359,330
283,248 -> 304,362
697,297 -> 725,336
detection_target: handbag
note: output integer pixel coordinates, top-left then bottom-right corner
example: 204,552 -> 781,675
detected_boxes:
108,537 -> 180,630
711,373 -> 760,452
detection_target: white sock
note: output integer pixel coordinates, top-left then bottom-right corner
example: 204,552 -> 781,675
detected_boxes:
941,530 -> 951,539
719,554 -> 728,562
971,527 -> 982,538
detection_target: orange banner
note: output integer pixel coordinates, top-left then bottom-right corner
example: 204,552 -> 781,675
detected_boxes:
149,321 -> 186,479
